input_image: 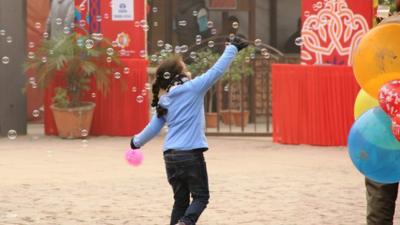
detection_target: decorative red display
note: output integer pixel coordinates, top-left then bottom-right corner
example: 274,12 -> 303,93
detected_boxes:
272,64 -> 360,146
301,0 -> 373,65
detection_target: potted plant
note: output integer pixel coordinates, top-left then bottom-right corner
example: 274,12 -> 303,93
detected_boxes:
221,47 -> 254,127
187,49 -> 221,128
24,32 -> 120,138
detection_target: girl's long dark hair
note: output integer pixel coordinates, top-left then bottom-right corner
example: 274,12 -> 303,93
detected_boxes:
152,56 -> 186,118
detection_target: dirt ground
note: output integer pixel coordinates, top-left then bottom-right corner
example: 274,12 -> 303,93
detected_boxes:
0,125 -> 399,225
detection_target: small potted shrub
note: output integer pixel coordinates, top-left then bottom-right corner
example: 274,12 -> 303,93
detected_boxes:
24,32 -> 120,138
221,47 -> 254,127
187,49 -> 221,128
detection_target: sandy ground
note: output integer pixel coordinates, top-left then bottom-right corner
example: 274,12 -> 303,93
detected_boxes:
0,125 -> 399,225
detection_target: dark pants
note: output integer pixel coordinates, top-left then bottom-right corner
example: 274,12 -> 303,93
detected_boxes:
164,150 -> 209,225
366,178 -> 399,225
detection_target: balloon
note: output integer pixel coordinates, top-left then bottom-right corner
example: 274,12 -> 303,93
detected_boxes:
352,107 -> 400,151
353,23 -> 400,98
379,80 -> 400,141
125,149 -> 144,167
348,107 -> 400,184
354,89 -> 379,120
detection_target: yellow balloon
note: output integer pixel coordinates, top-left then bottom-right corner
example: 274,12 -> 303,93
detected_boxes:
354,89 -> 379,120
353,22 -> 400,98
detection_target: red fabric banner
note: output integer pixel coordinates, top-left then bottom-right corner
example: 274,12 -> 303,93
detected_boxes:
301,0 -> 373,65
45,58 -> 149,136
45,0 -> 149,136
272,64 -> 360,146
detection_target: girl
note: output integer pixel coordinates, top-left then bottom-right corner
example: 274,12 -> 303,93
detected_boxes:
130,37 -> 248,225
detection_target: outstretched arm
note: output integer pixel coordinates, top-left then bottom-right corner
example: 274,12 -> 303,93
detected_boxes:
131,114 -> 166,148
189,45 -> 238,94
189,37 -> 249,94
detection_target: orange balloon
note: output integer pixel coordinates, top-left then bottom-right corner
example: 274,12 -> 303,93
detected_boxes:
353,22 -> 400,98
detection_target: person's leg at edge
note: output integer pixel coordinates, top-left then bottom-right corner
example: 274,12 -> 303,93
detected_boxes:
166,164 -> 190,225
366,178 -> 398,225
180,156 -> 210,225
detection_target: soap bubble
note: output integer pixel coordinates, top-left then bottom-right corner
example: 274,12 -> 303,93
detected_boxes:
295,37 -> 304,46
208,41 -> 215,48
114,72 -> 121,79
28,52 -> 35,59
207,21 -> 214,28
106,57 -> 112,63
123,67 -> 130,74
56,18 -> 62,25
143,25 -> 150,32
85,39 -> 94,49
32,110 -> 40,118
232,22 -> 239,29
79,20 -> 86,27
145,83 -> 151,90
131,86 -> 137,92
224,85 -> 229,92
0,29 -> 5,36
178,20 -> 187,27
136,95 -> 144,103
229,33 -> 235,41
35,22 -> 41,29
152,6 -> 158,13
106,48 -> 114,56
2,56 -> 10,64
141,89 -> 147,96
28,42 -> 35,48
211,28 -> 217,35
104,13 -> 110,20
80,129 -> 88,137
164,72 -> 171,79
157,40 -> 164,47
7,130 -> 17,140
43,32 -> 49,39
193,11 -> 198,17
41,57 -> 47,63
190,52 -> 197,59
180,45 -> 188,53
150,55 -> 158,62
91,93 -> 96,98
63,26 -> 71,34
79,4 -> 85,11
139,50 -> 147,58
254,39 -> 262,46
6,36 -> 12,43
96,15 -> 102,22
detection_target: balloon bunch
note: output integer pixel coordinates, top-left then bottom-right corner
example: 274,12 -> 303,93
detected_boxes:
349,18 -> 400,184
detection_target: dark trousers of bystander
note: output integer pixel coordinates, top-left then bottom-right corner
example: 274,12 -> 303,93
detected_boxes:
366,178 -> 399,225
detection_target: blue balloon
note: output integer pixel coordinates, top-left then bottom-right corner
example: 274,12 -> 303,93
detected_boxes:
348,107 -> 400,184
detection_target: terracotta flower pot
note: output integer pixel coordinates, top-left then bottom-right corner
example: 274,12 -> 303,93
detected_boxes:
233,111 -> 250,127
50,102 -> 96,139
205,112 -> 218,128
220,110 -> 237,125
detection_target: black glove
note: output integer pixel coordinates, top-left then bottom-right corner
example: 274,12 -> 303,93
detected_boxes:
230,36 -> 249,52
130,137 -> 140,150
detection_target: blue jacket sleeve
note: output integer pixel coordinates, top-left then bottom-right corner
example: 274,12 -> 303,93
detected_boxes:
189,45 -> 238,94
132,114 -> 166,147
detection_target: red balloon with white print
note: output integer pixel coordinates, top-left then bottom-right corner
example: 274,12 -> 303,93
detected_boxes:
379,80 -> 400,141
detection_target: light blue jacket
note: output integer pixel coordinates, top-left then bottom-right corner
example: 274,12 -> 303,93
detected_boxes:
133,45 -> 238,151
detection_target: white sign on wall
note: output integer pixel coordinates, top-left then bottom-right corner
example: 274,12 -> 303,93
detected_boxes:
112,0 -> 134,21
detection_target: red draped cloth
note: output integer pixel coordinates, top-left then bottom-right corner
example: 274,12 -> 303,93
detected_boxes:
272,64 -> 360,146
44,58 -> 149,136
